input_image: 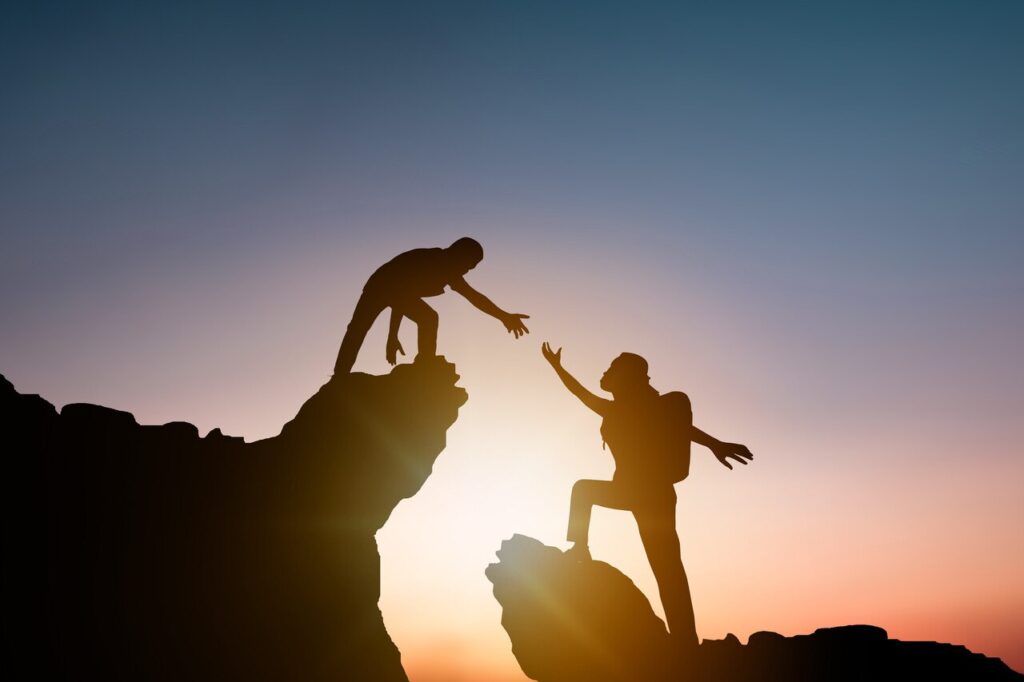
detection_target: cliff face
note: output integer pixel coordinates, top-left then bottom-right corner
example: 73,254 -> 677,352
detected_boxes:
2,361 -> 466,681
487,535 -> 1023,682
486,534 -> 678,682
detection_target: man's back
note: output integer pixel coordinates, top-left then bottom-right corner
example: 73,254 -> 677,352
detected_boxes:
364,248 -> 456,300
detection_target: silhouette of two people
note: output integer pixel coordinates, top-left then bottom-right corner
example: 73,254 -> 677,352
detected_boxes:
542,342 -> 752,650
334,237 -> 530,374
333,238 -> 753,652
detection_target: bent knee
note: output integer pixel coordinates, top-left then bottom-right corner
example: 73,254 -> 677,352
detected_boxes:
412,304 -> 439,326
571,479 -> 592,495
571,479 -> 603,499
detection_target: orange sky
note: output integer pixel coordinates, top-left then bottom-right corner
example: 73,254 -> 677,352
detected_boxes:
4,3 -> 1023,677
4,228 -> 1022,678
375,240 -> 1024,679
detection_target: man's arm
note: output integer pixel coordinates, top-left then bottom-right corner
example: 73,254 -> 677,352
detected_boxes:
385,308 -> 405,365
542,343 -> 611,416
450,276 -> 530,338
692,425 -> 754,470
450,277 -> 503,317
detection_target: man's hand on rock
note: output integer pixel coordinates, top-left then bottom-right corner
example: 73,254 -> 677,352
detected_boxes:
386,335 -> 405,366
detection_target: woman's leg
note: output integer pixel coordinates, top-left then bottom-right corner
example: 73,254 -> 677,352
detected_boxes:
634,490 -> 697,648
566,479 -> 632,547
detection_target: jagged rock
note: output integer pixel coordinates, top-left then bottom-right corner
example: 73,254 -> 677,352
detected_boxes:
487,535 -> 1023,682
701,623 -> 1022,682
486,534 -> 679,682
204,427 -> 243,443
2,360 -> 466,681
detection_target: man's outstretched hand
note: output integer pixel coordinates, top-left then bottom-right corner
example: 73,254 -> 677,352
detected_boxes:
541,341 -> 562,368
712,442 -> 754,470
386,335 -> 405,366
502,313 -> 530,338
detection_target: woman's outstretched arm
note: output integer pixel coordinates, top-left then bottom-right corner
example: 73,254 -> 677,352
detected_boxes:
692,425 -> 754,470
542,342 -> 611,416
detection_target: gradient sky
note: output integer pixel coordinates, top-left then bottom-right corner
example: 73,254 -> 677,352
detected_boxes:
3,1 -> 1023,678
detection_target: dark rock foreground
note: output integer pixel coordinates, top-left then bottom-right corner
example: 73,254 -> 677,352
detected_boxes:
4,364 -> 1020,682
487,535 -> 1023,682
2,362 -> 466,681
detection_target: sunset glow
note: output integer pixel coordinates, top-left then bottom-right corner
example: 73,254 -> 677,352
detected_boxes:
3,2 -> 1022,679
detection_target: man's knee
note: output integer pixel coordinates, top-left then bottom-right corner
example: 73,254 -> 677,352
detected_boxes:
405,301 -> 438,328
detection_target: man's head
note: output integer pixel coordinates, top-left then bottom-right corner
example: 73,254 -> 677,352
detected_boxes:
600,352 -> 651,394
447,237 -> 484,274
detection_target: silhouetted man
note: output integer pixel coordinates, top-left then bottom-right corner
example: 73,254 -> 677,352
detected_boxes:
334,238 -> 530,374
541,342 -> 753,650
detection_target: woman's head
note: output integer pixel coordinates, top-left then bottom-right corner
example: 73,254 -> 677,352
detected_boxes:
600,352 -> 651,395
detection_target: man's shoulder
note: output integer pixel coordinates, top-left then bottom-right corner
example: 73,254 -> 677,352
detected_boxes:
370,247 -> 446,279
390,247 -> 445,264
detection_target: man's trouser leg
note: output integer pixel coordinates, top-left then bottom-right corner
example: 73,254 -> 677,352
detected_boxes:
567,480 -> 632,546
399,299 -> 439,361
334,293 -> 386,374
634,490 -> 698,648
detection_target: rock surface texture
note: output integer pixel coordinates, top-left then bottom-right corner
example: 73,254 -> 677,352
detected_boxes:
2,361 -> 466,681
487,535 -> 1023,682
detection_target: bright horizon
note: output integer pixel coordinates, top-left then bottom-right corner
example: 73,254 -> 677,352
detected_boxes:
5,230 -> 1022,678
3,2 -> 1022,678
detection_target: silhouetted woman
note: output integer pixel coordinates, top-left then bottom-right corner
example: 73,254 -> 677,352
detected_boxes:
541,342 -> 752,649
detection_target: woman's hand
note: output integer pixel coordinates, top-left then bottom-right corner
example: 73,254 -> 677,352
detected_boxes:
712,442 -> 754,470
541,341 -> 563,369
540,341 -> 609,415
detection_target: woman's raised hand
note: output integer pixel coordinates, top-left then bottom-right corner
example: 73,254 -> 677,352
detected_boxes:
541,341 -> 563,369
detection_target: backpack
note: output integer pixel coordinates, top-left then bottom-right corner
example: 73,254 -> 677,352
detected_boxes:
600,391 -> 693,484
658,391 -> 693,483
